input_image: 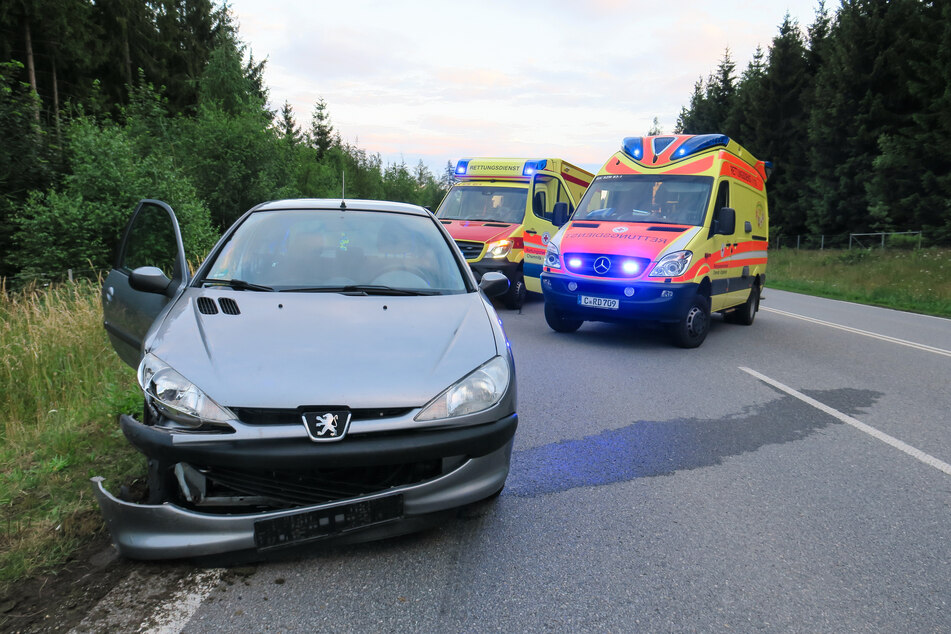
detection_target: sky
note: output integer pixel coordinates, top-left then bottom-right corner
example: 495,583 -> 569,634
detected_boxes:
228,0 -> 825,175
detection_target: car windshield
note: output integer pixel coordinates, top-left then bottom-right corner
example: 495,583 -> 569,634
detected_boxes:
201,209 -> 469,294
574,175 -> 714,226
436,185 -> 528,224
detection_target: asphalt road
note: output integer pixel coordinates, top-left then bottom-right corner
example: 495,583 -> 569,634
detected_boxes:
79,289 -> 951,633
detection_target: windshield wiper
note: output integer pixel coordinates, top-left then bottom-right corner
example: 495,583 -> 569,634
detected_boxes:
282,285 -> 436,296
199,278 -> 275,292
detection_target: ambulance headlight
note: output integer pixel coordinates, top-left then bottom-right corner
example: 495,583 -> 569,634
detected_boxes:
649,250 -> 693,277
486,239 -> 514,258
545,242 -> 561,269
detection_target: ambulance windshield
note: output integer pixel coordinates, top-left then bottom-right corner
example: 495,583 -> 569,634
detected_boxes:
436,185 -> 528,224
574,175 -> 713,226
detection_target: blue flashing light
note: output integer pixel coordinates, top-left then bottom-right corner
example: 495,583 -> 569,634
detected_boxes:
673,134 -> 730,160
523,159 -> 547,176
455,159 -> 470,176
622,137 -> 644,161
568,257 -> 583,269
622,260 -> 640,275
652,137 -> 675,154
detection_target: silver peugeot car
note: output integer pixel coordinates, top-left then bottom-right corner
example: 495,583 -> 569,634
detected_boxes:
95,198 -> 516,559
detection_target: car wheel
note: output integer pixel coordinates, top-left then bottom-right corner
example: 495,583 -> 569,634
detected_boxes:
544,302 -> 583,333
670,294 -> 710,348
725,284 -> 759,325
503,272 -> 527,310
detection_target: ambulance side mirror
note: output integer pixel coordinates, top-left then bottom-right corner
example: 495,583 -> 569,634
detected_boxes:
552,202 -> 570,227
715,207 -> 736,235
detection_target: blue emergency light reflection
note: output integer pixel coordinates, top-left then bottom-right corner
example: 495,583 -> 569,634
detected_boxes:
568,257 -> 582,269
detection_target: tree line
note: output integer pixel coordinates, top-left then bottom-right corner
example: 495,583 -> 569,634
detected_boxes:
675,0 -> 951,245
0,1 -> 451,283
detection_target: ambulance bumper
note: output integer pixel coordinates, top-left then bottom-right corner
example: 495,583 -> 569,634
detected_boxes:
469,258 -> 520,282
541,273 -> 698,323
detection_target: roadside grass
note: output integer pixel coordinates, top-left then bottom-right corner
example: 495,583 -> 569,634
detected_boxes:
767,247 -> 951,318
0,279 -> 143,595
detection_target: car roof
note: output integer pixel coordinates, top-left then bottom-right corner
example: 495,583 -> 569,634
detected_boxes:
251,199 -> 431,216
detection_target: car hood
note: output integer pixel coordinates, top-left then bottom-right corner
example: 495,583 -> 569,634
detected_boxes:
559,222 -> 700,261
145,289 -> 499,410
439,220 -> 517,244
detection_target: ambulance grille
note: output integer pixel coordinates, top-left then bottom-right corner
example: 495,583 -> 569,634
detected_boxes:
563,253 -> 651,278
454,240 -> 484,260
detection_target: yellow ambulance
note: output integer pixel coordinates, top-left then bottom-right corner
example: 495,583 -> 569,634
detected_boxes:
540,134 -> 771,347
435,158 -> 593,309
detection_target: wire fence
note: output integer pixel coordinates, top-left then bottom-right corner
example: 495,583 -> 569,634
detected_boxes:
771,231 -> 924,250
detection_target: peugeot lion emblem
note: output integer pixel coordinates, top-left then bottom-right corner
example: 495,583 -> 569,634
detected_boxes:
594,257 -> 611,274
315,413 -> 338,436
302,410 -> 351,442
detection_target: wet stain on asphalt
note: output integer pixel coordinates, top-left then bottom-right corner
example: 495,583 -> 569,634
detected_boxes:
505,388 -> 883,497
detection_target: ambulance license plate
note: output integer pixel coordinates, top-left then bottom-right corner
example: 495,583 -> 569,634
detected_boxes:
579,295 -> 619,310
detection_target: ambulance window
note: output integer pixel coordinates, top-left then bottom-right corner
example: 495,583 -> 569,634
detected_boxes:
714,181 -> 729,211
532,176 -> 567,222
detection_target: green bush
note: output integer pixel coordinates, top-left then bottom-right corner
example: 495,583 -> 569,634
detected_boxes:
12,117 -> 218,282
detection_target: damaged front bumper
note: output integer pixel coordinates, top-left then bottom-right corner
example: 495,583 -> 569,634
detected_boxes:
93,437 -> 512,559
92,410 -> 517,559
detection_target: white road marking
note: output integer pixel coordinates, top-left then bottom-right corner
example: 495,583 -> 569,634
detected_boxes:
740,367 -> 951,477
139,568 -> 223,634
761,307 -> 951,358
70,567 -> 223,634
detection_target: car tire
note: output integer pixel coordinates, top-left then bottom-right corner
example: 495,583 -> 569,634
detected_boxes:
725,284 -> 759,325
503,272 -> 527,310
545,302 -> 583,333
670,294 -> 710,348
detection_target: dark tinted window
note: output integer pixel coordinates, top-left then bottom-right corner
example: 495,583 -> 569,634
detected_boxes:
121,202 -> 178,276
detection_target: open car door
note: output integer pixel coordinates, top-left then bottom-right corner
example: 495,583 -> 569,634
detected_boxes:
102,199 -> 189,368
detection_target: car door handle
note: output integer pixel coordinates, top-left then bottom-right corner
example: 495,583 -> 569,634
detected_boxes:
525,230 -> 537,235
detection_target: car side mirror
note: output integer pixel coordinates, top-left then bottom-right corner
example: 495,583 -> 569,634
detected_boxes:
715,207 -> 736,235
552,202 -> 570,227
479,271 -> 509,298
129,266 -> 172,295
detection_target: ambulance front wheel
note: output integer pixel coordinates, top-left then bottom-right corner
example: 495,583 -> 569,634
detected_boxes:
545,303 -> 583,333
503,272 -> 527,310
670,294 -> 710,348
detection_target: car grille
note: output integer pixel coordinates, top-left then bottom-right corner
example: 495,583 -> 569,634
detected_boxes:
231,407 -> 413,425
562,253 -> 651,278
189,460 -> 443,510
454,240 -> 484,260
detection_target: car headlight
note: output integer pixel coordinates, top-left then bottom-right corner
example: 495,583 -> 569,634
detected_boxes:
544,242 -> 561,269
649,250 -> 693,277
415,356 -> 510,421
485,239 -> 513,259
137,353 -> 235,428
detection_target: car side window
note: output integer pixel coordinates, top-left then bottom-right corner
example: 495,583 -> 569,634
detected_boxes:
120,202 -> 179,277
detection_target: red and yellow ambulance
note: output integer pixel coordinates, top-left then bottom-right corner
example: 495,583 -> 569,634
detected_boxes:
435,158 -> 593,309
540,134 -> 770,347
